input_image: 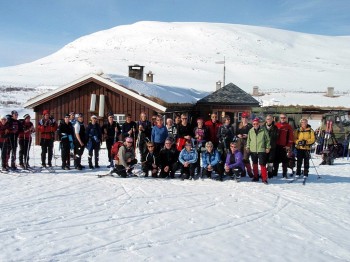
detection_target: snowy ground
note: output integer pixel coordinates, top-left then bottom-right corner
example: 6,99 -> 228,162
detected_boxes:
1,143 -> 350,262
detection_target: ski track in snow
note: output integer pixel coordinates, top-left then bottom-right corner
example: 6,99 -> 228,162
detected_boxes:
0,153 -> 350,261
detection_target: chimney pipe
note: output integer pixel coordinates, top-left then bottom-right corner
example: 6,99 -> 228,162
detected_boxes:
253,86 -> 259,96
327,87 -> 334,97
216,81 -> 222,90
146,71 -> 154,82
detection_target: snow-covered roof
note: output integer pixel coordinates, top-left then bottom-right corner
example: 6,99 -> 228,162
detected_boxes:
103,74 -> 209,104
23,73 -> 209,112
253,91 -> 350,109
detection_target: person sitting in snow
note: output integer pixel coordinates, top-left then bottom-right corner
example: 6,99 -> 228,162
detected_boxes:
141,141 -> 159,177
114,137 -> 137,178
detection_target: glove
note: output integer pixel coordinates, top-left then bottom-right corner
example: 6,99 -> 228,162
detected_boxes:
298,140 -> 306,146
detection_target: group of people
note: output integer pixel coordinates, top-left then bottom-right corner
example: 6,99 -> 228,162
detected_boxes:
0,110 -> 316,184
111,112 -> 315,184
0,110 -> 35,172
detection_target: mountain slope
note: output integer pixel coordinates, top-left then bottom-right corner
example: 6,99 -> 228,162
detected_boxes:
0,21 -> 349,92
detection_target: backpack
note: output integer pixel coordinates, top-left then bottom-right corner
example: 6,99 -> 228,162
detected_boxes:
111,141 -> 124,161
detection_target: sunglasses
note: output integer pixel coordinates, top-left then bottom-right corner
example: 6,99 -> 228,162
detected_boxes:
148,146 -> 154,148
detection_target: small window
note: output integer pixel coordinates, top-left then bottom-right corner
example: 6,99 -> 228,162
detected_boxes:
114,114 -> 126,124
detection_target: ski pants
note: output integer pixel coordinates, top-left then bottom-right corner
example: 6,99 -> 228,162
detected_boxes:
40,138 -> 54,166
296,149 -> 310,176
19,138 -> 31,165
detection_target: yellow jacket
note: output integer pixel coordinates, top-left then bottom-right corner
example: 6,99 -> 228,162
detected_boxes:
294,125 -> 316,150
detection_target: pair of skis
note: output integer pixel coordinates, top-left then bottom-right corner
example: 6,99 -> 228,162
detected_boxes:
322,120 -> 333,153
288,176 -> 307,185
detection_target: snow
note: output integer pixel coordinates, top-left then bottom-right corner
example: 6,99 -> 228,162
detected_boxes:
1,144 -> 350,261
0,21 -> 350,261
0,21 -> 349,97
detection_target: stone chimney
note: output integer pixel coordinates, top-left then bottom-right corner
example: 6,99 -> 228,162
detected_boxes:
216,81 -> 222,90
326,87 -> 334,97
145,71 -> 154,82
128,65 -> 144,81
253,86 -> 259,96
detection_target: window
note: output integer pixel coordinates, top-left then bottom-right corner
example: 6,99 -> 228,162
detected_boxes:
114,114 -> 126,124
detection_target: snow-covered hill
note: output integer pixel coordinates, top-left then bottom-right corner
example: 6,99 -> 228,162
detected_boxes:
0,21 -> 349,93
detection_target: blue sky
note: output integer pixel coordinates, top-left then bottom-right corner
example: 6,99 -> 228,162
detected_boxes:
0,0 -> 349,67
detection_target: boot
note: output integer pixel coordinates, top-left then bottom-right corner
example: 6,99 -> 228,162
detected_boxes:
245,163 -> 253,178
252,164 -> 259,181
260,165 -> 268,183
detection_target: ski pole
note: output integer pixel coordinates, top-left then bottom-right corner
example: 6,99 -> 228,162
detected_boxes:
307,150 -> 321,179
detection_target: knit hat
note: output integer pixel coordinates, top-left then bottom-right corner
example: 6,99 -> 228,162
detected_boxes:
77,113 -> 83,117
11,110 -> 18,115
23,114 -> 30,119
0,115 -> 7,120
241,112 -> 249,118
91,115 -> 97,119
252,117 -> 260,123
43,110 -> 49,115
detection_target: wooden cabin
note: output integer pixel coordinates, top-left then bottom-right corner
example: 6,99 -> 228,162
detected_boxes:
195,83 -> 260,124
23,73 -> 191,144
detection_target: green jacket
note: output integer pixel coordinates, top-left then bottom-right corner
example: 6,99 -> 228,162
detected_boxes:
246,127 -> 271,153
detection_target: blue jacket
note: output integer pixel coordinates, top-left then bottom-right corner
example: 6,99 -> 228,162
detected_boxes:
201,149 -> 220,168
179,148 -> 198,164
151,125 -> 168,143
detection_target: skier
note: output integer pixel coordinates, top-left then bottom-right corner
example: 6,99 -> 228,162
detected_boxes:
73,113 -> 86,170
201,141 -> 222,180
85,115 -> 102,169
294,118 -> 316,178
263,114 -> 278,178
204,112 -> 222,148
102,112 -> 121,168
246,118 -> 271,184
236,112 -> 253,177
18,114 -> 35,169
8,110 -> 22,170
136,112 -> 152,159
57,114 -> 74,170
151,115 -> 168,155
0,115 -> 11,172
38,110 -> 57,167
273,113 -> 294,178
114,137 -> 137,178
121,114 -> 137,141
158,138 -> 179,178
224,142 -> 245,181
141,141 -> 159,177
178,140 -> 198,180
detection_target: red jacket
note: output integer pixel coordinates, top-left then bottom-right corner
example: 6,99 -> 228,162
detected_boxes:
204,120 -> 222,146
38,118 -> 57,140
0,122 -> 11,143
275,122 -> 294,147
18,121 -> 35,140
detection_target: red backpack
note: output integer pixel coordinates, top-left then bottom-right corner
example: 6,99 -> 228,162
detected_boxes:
111,141 -> 124,161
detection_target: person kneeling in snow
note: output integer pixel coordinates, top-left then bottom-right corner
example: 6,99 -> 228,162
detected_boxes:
224,142 -> 245,181
141,142 -> 159,177
114,137 -> 137,178
201,141 -> 222,180
178,140 -> 198,180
